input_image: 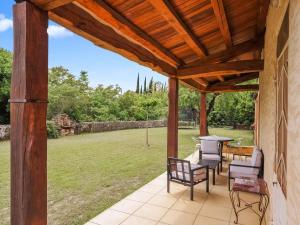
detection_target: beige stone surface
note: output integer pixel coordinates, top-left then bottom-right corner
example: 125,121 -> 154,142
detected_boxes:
287,1 -> 300,224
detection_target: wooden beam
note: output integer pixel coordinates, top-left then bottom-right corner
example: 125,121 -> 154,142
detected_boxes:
194,78 -> 209,87
167,77 -> 179,158
217,75 -> 224,82
149,0 -> 207,57
204,84 -> 259,93
179,80 -> 204,92
257,0 -> 270,35
211,72 -> 259,87
73,0 -> 181,67
182,37 -> 264,68
211,0 -> 232,48
11,2 -> 48,224
200,93 -> 207,136
50,4 -> 176,76
177,60 -> 264,79
36,0 -> 74,10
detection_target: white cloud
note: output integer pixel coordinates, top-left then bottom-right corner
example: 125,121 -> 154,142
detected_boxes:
0,14 -> 13,32
47,25 -> 73,38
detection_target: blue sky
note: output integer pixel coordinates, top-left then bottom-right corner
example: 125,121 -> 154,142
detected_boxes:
0,0 -> 167,91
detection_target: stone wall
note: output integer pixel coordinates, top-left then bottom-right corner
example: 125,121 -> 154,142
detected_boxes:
287,0 -> 300,224
259,1 -> 300,224
75,120 -> 167,134
0,125 -> 10,141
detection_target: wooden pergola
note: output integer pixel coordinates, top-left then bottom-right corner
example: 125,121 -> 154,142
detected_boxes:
10,0 -> 269,224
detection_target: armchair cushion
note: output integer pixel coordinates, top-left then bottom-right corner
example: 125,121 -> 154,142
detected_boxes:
229,160 -> 259,179
202,153 -> 221,161
251,148 -> 262,167
201,140 -> 219,154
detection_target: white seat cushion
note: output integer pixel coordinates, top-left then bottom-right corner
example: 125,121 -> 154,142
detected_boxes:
202,154 -> 221,161
230,160 -> 259,179
171,163 -> 207,182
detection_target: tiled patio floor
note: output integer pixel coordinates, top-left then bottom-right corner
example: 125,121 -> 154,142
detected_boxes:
84,154 -> 266,225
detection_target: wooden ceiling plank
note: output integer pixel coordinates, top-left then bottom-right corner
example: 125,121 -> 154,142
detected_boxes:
257,0 -> 270,36
211,0 -> 232,48
177,60 -> 264,79
182,37 -> 264,68
204,84 -> 259,93
73,0 -> 181,67
49,8 -> 176,76
217,75 -> 224,82
211,72 -> 259,87
34,0 -> 75,10
148,0 -> 207,57
194,78 -> 209,87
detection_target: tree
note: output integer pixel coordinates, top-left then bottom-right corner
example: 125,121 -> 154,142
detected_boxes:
0,48 -> 12,124
148,77 -> 153,93
143,77 -> 147,93
140,85 -> 143,94
136,73 -> 140,93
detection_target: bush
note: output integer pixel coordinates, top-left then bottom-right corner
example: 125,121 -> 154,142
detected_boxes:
47,121 -> 60,139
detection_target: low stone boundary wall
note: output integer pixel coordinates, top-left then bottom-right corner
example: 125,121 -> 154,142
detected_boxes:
0,125 -> 10,141
75,120 -> 167,134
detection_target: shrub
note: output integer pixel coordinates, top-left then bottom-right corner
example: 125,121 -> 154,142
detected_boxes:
47,121 -> 60,139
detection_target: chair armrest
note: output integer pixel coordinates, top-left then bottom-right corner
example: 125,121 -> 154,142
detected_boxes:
229,163 -> 260,169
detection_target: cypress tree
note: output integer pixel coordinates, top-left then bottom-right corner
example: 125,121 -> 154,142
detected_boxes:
140,85 -> 143,94
144,77 -> 147,93
148,77 -> 153,93
136,73 -> 140,93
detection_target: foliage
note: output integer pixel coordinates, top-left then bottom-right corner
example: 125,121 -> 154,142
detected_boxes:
0,48 -> 12,124
46,121 -> 60,139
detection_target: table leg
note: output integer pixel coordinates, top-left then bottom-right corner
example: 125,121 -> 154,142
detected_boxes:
220,142 -> 223,172
229,190 -> 239,224
212,169 -> 215,185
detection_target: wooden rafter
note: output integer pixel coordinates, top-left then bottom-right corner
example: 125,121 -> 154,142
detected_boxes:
50,4 -> 177,76
73,0 -> 181,67
257,0 -> 270,35
204,84 -> 259,93
211,0 -> 232,48
194,78 -> 209,87
211,72 -> 259,87
217,76 -> 224,82
183,37 -> 264,68
177,60 -> 264,79
148,0 -> 207,57
180,79 -> 205,91
31,0 -> 74,10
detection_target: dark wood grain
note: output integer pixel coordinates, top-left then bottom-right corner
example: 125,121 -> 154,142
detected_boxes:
167,77 -> 179,158
11,2 -> 48,225
200,93 -> 207,136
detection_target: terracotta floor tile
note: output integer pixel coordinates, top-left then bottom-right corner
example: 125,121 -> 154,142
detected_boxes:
111,199 -> 143,214
139,184 -> 164,194
133,204 -> 168,221
91,209 -> 129,225
193,215 -> 229,225
120,215 -> 156,225
171,199 -> 203,214
148,195 -> 177,208
160,209 -> 196,225
126,191 -> 154,203
199,203 -> 232,221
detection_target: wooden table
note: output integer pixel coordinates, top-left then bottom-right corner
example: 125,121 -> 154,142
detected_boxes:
199,136 -> 234,171
229,178 -> 269,225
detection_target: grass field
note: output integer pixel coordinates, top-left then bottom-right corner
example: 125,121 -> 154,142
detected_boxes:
0,127 -> 253,225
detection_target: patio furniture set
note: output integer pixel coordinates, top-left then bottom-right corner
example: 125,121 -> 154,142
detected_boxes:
167,136 -> 268,225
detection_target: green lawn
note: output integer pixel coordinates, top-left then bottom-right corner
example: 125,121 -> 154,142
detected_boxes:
0,127 -> 253,225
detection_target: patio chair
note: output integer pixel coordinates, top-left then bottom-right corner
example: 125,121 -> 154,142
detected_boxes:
228,147 -> 264,190
167,157 -> 209,200
200,140 -> 222,170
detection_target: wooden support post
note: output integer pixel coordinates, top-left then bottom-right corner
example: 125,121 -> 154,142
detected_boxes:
200,93 -> 207,136
11,2 -> 48,225
167,77 -> 178,158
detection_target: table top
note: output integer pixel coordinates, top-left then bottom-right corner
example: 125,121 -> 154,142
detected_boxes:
198,159 -> 220,169
199,136 -> 234,142
232,178 -> 269,195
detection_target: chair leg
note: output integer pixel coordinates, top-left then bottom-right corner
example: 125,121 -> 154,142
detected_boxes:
190,185 -> 194,201
206,168 -> 209,192
167,177 -> 170,193
228,176 -> 231,191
